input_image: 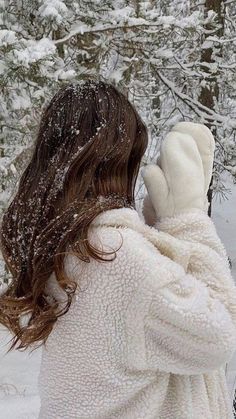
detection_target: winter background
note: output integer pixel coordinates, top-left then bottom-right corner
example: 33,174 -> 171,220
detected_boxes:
0,1 -> 236,418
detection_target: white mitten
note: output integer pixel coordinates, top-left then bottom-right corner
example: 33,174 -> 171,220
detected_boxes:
171,122 -> 215,211
141,131 -> 206,220
142,155 -> 160,226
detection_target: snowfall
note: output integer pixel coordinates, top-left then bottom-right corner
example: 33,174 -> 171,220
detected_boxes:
0,175 -> 236,419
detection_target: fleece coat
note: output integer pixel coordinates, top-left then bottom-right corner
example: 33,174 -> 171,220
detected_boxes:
38,206 -> 236,419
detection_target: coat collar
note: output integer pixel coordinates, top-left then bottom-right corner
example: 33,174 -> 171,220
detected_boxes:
90,207 -> 146,233
90,206 -> 191,272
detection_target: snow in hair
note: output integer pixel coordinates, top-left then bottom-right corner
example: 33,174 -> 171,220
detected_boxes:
0,81 -> 148,352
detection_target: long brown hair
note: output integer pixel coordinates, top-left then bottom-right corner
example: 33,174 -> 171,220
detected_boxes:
0,80 -> 148,352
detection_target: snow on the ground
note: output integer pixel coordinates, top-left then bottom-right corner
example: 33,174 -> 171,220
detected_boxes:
0,174 -> 235,419
0,328 -> 41,419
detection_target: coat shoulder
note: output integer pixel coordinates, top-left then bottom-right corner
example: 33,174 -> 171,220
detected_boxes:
88,223 -> 158,263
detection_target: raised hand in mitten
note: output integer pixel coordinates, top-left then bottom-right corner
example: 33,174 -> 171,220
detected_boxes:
142,123 -> 215,223
141,131 -> 208,221
171,122 -> 215,211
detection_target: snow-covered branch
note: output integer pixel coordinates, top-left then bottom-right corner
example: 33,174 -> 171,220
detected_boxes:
54,13 -> 205,46
153,69 -> 236,129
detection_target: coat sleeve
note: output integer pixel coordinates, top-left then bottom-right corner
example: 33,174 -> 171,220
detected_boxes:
124,209 -> 236,375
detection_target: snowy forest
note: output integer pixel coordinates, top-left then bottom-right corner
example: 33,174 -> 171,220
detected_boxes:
0,0 -> 236,418
1,0 -> 236,211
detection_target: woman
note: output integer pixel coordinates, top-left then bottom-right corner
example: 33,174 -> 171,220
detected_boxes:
0,80 -> 236,419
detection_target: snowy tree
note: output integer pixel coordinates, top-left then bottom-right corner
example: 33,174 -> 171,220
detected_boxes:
0,1 -> 64,207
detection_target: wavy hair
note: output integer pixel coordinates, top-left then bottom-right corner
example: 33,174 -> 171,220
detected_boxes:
0,80 -> 148,352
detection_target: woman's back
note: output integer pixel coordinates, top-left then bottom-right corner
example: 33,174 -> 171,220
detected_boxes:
38,209 -> 158,418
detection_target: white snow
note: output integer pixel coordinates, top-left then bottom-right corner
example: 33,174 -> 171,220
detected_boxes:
14,39 -> 56,68
38,0 -> 69,24
0,175 -> 235,419
54,68 -> 76,81
212,174 -> 236,406
0,329 -> 41,419
0,30 -> 17,47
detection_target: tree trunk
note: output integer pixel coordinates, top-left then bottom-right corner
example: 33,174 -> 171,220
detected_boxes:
198,0 -> 225,216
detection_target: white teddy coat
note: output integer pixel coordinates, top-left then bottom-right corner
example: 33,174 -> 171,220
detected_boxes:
38,206 -> 236,419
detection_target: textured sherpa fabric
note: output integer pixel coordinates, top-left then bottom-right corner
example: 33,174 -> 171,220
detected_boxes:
38,207 -> 236,419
